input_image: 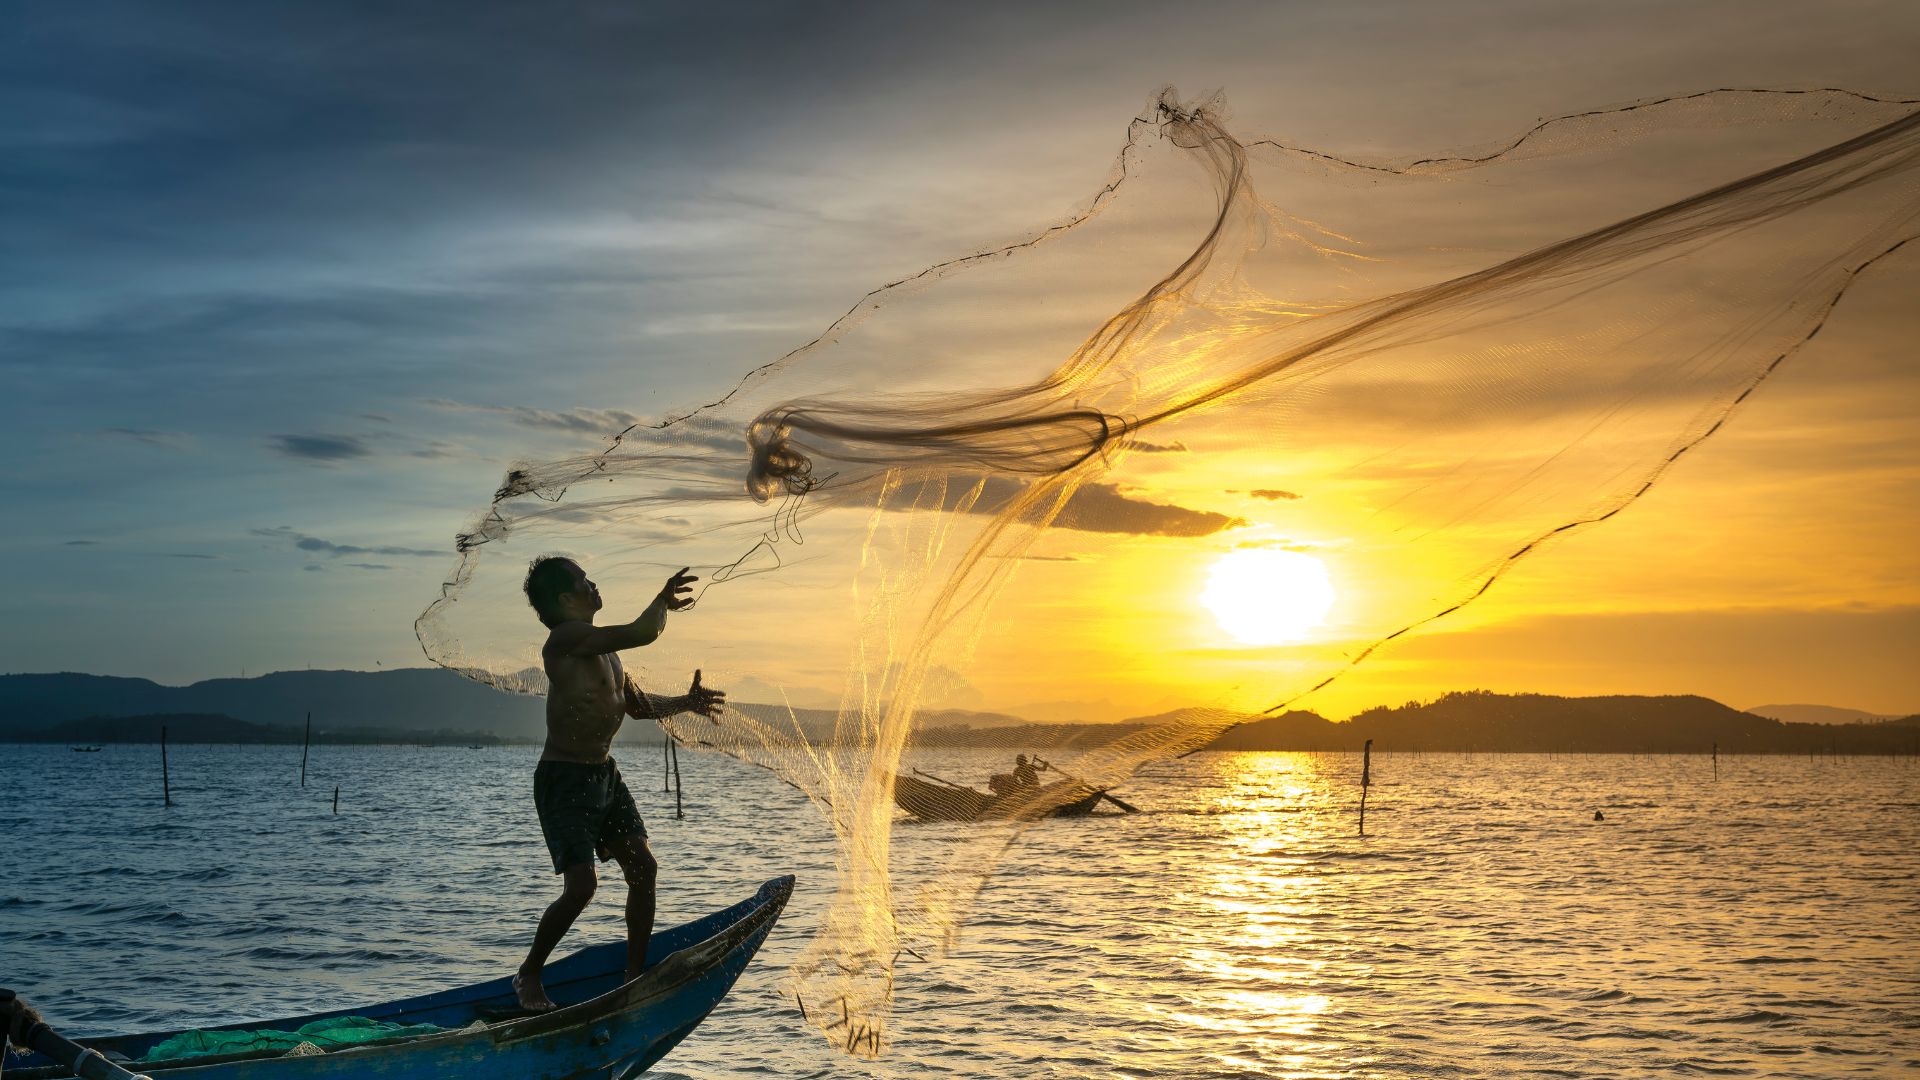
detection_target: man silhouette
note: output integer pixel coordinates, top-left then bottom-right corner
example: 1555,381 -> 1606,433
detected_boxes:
513,557 -> 724,1012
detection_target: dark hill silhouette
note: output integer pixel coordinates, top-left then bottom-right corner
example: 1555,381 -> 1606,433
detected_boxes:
0,669 -> 545,741
1746,703 -> 1898,725
1205,691 -> 1920,754
1205,710 -> 1341,751
4,673 -> 1915,754
0,670 -> 1027,746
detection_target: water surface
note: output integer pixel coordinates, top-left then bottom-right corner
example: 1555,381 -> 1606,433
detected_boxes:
3,744 -> 1915,1077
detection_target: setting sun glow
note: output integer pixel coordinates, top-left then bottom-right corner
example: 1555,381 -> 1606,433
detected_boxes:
1200,549 -> 1336,645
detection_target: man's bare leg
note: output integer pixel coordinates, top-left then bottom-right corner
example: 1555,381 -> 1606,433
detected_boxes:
607,834 -> 657,982
517,863 -> 597,1010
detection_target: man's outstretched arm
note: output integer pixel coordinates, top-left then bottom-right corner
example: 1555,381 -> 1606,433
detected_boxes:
626,671 -> 726,721
624,675 -> 660,720
558,569 -> 698,657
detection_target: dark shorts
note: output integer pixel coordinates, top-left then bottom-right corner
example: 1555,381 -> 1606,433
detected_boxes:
533,760 -> 646,874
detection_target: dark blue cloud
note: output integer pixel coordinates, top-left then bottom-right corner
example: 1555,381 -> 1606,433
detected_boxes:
270,433 -> 370,461
101,427 -> 190,447
252,526 -> 441,559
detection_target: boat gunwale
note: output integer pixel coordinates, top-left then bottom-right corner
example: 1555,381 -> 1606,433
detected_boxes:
8,876 -> 793,1078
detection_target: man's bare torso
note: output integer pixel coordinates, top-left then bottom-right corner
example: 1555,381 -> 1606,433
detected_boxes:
542,623 -> 629,763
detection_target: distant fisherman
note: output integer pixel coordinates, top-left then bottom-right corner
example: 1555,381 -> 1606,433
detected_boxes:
513,557 -> 725,1013
1013,754 -> 1040,790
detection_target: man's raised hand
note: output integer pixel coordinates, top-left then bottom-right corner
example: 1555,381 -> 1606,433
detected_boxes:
687,669 -> 726,721
657,567 -> 699,611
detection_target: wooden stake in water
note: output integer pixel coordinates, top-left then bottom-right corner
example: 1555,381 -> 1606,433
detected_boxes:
161,724 -> 171,807
1712,741 -> 1718,781
1359,738 -> 1373,837
300,711 -> 311,788
332,785 -> 339,814
670,735 -> 684,820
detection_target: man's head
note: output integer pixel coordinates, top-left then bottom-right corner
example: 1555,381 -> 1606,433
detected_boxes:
1016,754 -> 1028,765
524,556 -> 602,627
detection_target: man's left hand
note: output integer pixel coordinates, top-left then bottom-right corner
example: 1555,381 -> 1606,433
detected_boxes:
686,669 -> 726,721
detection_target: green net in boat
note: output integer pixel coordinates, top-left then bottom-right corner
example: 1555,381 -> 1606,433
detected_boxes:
141,1016 -> 444,1061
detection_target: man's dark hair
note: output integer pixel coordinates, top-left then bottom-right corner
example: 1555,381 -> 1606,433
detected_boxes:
524,556 -> 578,627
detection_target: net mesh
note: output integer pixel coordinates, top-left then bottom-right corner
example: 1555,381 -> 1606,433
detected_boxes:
416,88 -> 1920,1056
141,1017 -> 445,1062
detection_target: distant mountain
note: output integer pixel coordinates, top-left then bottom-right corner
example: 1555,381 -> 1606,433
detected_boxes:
0,669 -> 550,742
0,669 -> 1035,747
7,673 -> 1917,755
1202,691 -> 1920,754
1745,703 -> 1901,725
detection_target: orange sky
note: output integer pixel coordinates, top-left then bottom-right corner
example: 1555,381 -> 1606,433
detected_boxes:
10,3 -> 1915,720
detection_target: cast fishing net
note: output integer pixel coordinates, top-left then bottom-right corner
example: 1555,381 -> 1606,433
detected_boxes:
417,88 -> 1920,1056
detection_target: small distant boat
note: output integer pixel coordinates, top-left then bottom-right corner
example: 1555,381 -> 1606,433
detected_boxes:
69,746 -> 103,753
3,876 -> 792,1080
893,773 -> 1108,821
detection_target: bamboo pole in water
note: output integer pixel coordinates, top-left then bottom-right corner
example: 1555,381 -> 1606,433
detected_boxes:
1712,742 -> 1718,780
1359,739 -> 1373,837
332,785 -> 339,814
670,735 -> 684,820
300,711 -> 311,788
161,725 -> 171,807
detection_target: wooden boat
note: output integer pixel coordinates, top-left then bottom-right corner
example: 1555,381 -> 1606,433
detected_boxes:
3,876 -> 792,1080
893,774 -> 1106,821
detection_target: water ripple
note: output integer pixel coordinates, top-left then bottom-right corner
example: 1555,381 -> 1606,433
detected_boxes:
2,746 -> 1914,1078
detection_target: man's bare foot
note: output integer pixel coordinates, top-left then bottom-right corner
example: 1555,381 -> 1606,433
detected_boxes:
624,966 -> 643,984
513,970 -> 556,1012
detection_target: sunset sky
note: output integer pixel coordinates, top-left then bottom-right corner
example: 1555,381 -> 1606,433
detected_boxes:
6,1 -> 1916,719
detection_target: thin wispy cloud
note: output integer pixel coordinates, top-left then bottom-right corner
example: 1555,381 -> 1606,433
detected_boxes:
253,526 -> 444,560
271,434 -> 371,462
426,399 -> 644,435
929,477 -> 1244,537
101,427 -> 190,448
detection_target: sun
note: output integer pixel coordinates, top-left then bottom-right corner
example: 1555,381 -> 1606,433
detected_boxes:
1200,549 -> 1336,645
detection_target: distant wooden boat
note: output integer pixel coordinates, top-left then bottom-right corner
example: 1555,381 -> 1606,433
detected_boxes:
69,746 -> 103,753
4,876 -> 792,1080
893,774 -> 1106,821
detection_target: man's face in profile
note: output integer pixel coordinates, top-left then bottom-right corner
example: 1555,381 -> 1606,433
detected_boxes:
561,561 -> 603,617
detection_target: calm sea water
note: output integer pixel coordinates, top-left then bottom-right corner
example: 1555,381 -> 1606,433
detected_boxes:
2,743 -> 1916,1078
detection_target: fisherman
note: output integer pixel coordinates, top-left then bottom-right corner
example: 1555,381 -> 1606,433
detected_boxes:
513,557 -> 725,1013
1013,754 -> 1040,790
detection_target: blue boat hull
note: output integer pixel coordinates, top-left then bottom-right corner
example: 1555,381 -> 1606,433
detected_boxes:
10,876 -> 793,1079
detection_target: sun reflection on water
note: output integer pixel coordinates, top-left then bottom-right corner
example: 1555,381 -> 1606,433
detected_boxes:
1151,753 -> 1356,1073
